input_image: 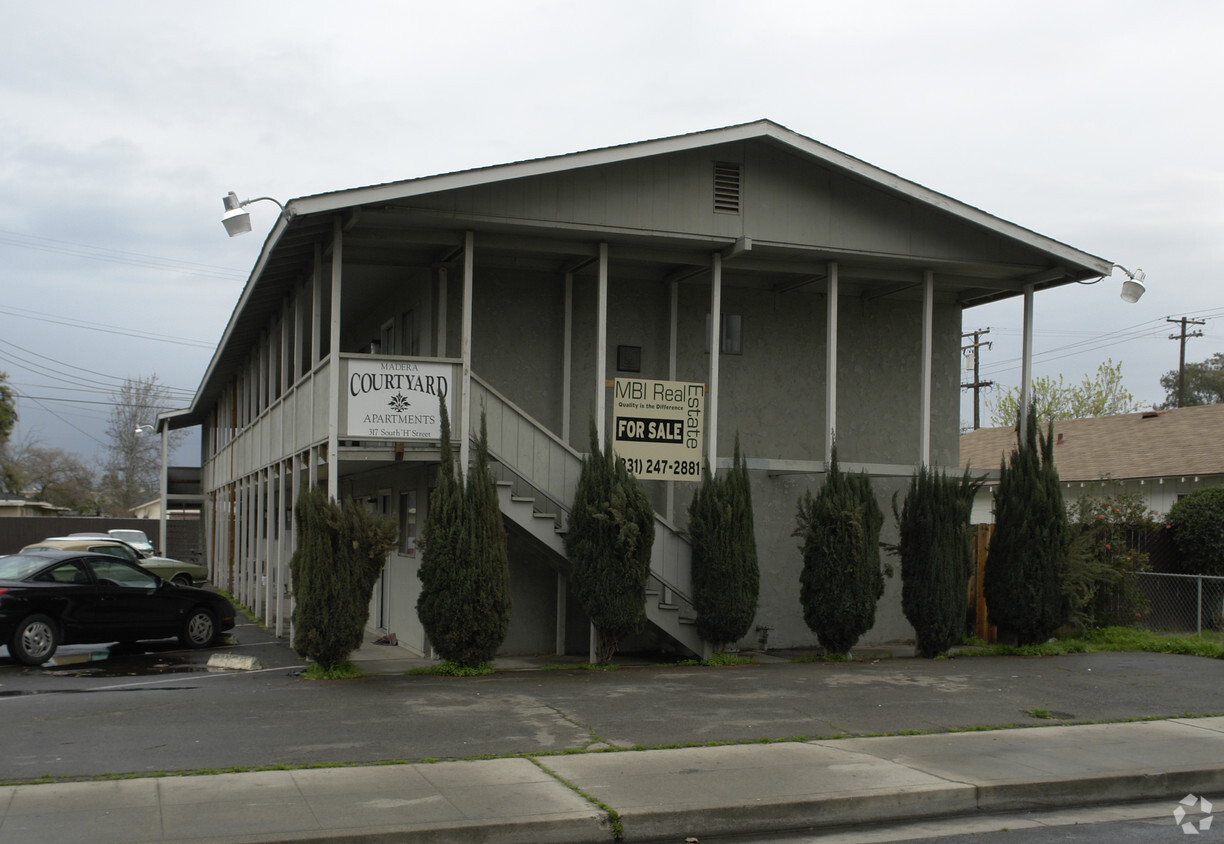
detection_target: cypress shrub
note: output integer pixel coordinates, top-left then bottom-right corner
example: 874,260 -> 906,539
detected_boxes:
289,486 -> 398,669
794,448 -> 885,656
984,406 -> 1069,645
417,403 -> 513,667
565,421 -> 655,664
894,467 -> 979,658
688,435 -> 760,652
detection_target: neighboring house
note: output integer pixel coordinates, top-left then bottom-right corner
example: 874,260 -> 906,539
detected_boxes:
0,496 -> 64,517
960,404 -> 1224,523
130,498 -> 200,521
164,120 -> 1114,657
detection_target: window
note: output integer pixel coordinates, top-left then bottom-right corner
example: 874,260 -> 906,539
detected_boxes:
399,490 -> 417,555
90,558 -> 158,589
617,345 -> 642,372
705,313 -> 743,355
34,562 -> 90,584
90,544 -> 140,563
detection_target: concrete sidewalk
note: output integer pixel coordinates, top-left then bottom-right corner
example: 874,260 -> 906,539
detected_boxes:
2,716 -> 1222,843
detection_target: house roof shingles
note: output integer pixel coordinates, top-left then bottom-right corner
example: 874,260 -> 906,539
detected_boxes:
959,404 -> 1224,482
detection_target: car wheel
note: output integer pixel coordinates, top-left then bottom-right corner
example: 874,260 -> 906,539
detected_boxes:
180,608 -> 218,649
172,574 -> 193,587
10,614 -> 59,665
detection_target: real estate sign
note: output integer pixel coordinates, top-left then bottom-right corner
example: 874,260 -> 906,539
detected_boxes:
612,377 -> 705,482
342,357 -> 454,440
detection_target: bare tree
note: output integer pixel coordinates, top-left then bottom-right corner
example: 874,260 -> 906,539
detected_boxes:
100,375 -> 184,515
5,436 -> 96,512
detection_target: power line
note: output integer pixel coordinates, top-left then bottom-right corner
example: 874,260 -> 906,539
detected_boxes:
0,228 -> 248,282
0,339 -> 195,397
0,305 -> 216,349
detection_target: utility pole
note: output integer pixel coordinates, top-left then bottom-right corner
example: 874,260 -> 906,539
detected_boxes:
1167,316 -> 1205,407
961,328 -> 993,430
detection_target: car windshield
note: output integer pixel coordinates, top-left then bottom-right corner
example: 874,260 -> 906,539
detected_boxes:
0,553 -> 53,581
109,530 -> 148,544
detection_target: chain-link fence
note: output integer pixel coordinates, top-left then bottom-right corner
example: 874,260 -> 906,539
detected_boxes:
1125,571 -> 1224,637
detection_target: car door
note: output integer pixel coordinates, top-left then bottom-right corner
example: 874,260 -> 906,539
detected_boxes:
83,557 -> 182,642
27,558 -> 110,643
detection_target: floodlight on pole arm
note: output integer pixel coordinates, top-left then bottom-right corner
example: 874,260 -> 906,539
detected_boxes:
1076,264 -> 1147,303
1114,265 -> 1146,304
135,424 -> 156,435
221,191 -> 285,237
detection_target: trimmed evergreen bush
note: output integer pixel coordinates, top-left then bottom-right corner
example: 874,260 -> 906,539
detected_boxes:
688,435 -> 760,652
565,421 -> 655,664
794,448 -> 885,656
417,403 -> 513,668
289,486 -> 399,669
894,467 -> 979,658
984,407 -> 1069,645
1167,485 -> 1224,577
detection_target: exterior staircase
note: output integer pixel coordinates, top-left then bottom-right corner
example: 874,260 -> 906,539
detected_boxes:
472,375 -> 704,658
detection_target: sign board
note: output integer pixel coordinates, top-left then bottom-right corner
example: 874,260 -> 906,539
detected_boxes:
612,377 -> 705,482
342,357 -> 454,441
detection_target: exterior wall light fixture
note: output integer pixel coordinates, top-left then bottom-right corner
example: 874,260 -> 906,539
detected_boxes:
221,191 -> 285,237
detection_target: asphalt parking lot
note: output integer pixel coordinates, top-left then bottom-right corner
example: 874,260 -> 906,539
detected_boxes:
3,618 -> 1224,784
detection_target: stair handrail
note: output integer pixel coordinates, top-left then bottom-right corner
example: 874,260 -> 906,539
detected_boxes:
468,373 -> 694,604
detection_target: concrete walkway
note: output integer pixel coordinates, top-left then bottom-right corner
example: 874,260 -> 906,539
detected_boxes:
2,716 -> 1222,843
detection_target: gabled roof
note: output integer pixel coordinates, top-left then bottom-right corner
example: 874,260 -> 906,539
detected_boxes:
285,119 -> 1110,276
173,120 -> 1115,429
960,404 -> 1224,482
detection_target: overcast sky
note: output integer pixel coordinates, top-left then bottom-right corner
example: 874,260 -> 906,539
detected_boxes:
2,1 -> 1221,467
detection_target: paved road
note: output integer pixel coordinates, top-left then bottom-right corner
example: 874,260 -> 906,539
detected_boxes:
3,618 -> 1224,783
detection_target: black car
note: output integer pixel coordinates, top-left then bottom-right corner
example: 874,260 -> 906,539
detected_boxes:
0,550 -> 236,665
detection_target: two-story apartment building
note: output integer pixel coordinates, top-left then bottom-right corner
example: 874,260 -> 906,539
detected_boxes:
162,121 -> 1115,658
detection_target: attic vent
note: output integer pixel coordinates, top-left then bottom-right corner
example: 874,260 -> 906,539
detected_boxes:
713,162 -> 741,214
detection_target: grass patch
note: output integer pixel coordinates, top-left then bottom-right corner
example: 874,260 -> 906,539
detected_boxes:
301,661 -> 365,680
954,627 -> 1224,660
790,652 -> 857,663
406,661 -> 496,677
674,653 -> 757,667
1024,707 -> 1053,720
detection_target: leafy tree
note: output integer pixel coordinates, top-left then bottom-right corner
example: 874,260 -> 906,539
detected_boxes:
417,403 -> 512,667
1064,490 -> 1155,630
987,359 -> 1142,426
1166,486 -> 1224,577
1158,352 -> 1224,409
892,468 -> 980,658
100,374 -> 186,514
794,448 -> 885,656
289,486 -> 399,670
565,421 -> 655,664
0,371 -> 15,445
984,406 -> 1069,644
0,371 -> 19,492
687,435 -> 759,652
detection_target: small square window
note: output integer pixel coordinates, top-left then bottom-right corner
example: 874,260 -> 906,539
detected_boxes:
705,314 -> 743,355
617,345 -> 642,372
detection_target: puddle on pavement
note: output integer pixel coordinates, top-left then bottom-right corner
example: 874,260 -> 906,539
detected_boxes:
38,650 -> 211,678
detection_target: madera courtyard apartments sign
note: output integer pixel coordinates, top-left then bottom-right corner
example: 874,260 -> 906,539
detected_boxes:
613,377 -> 705,482
342,357 -> 454,440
